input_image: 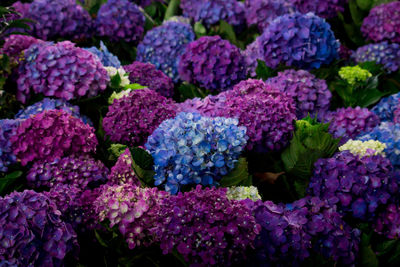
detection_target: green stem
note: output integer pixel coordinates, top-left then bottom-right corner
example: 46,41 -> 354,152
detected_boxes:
164,0 -> 180,21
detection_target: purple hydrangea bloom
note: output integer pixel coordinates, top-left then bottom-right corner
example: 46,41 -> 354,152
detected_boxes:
394,104 -> 400,124
1,2 -> 31,37
145,112 -> 248,194
308,150 -> 399,220
0,190 -> 78,266
123,61 -> 174,98
320,107 -> 380,144
0,119 -> 19,172
25,0 -> 92,40
371,92 -> 400,122
178,36 -> 246,91
0,34 -> 43,63
289,0 -> 348,19
85,41 -> 121,68
352,42 -> 400,73
176,94 -> 227,117
374,203 -> 400,239
108,148 -> 140,186
26,155 -> 109,189
136,21 -> 195,82
103,89 -> 177,146
361,1 -> 400,43
10,110 -> 98,166
242,38 -> 262,78
258,12 -> 340,69
17,41 -> 109,103
266,69 -> 332,118
154,186 -> 260,266
180,0 -> 245,28
95,0 -> 145,43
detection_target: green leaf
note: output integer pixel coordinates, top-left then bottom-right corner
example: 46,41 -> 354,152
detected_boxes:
376,240 -> 398,256
349,0 -> 366,25
164,0 -> 180,21
178,82 -> 209,101
108,144 -> 128,161
359,61 -> 383,75
110,73 -> 122,89
94,230 -> 109,248
356,0 -> 373,10
360,233 -> 379,267
194,22 -> 207,38
388,241 -> 400,265
218,20 -> 237,44
129,147 -> 155,187
220,158 -> 251,187
0,171 -> 23,195
124,83 -> 147,90
255,60 -> 276,80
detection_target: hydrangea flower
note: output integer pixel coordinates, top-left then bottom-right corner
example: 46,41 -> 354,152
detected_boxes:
289,0 -> 348,19
258,12 -> 340,69
266,69 -> 331,118
11,110 -> 98,166
180,0 -> 246,28
242,38 -> 262,78
176,94 -> 227,117
394,104 -> 400,124
103,89 -> 176,146
85,41 -> 121,68
358,122 -> 400,169
95,0 -> 145,43
226,186 -> 262,201
308,150 -> 399,220
105,66 -> 130,88
17,41 -> 109,103
338,65 -> 372,86
124,61 -> 174,98
0,34 -> 43,63
0,190 -> 78,266
339,139 -> 386,157
361,1 -> 400,43
26,155 -> 109,189
352,42 -> 400,73
319,107 -> 380,144
371,92 -> 400,122
25,0 -> 92,40
154,186 -> 260,265
178,36 -> 246,91
0,119 -> 19,172
108,148 -> 140,186
145,112 -> 247,194
374,203 -> 400,239
136,21 -> 195,82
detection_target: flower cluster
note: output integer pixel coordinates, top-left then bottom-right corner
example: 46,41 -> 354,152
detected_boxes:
10,110 -> 98,166
26,155 -> 109,189
242,38 -> 262,77
136,21 -> 195,82
374,203 -> 400,239
105,66 -> 130,88
266,69 -> 332,118
258,12 -> 340,69
0,190 -> 77,266
123,61 -> 174,98
361,1 -> 400,43
17,41 -> 109,103
338,65 -> 372,86
289,0 -> 348,19
352,42 -> 400,73
371,92 -> 400,122
308,150 -> 398,220
226,186 -> 262,201
25,0 -> 92,40
0,119 -> 18,172
145,112 -> 247,194
177,94 -> 227,117
180,0 -> 246,28
358,122 -> 400,169
95,0 -> 145,43
394,104 -> 400,124
154,186 -> 260,266
108,148 -> 140,186
178,36 -> 246,91
0,34 -> 42,63
339,139 -> 386,157
85,41 -> 121,68
103,89 -> 176,146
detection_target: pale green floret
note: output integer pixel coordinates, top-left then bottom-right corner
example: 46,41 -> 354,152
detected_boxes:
338,65 -> 372,86
339,139 -> 386,157
226,186 -> 262,201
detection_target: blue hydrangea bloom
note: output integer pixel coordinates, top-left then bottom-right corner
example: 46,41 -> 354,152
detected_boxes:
371,92 -> 400,122
136,21 -> 195,82
84,41 -> 121,68
0,119 -> 19,172
145,112 -> 248,194
358,122 -> 400,169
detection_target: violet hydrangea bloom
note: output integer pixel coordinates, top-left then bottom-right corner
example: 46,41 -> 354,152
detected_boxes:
289,0 -> 348,19
178,36 -> 246,91
108,148 -> 140,186
145,112 -> 248,194
361,1 -> 400,43
85,41 -> 121,68
136,21 -> 195,82
0,119 -> 19,172
374,203 -> 400,239
95,0 -> 145,43
258,12 -> 340,69
242,38 -> 262,78
371,92 -> 400,122
11,110 -> 98,166
308,150 -> 399,220
0,34 -> 43,63
352,42 -> 400,73
103,89 -> 177,146
0,190 -> 78,266
266,69 -> 332,118
123,61 -> 174,98
394,104 -> 400,124
17,41 -> 109,103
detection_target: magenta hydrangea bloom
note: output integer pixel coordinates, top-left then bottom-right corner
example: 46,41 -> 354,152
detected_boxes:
17,41 -> 109,103
242,38 -> 262,78
27,155 -> 109,189
95,0 -> 145,43
11,110 -> 98,166
103,89 -> 176,146
0,34 -> 43,63
123,62 -> 174,98
361,1 -> 400,43
374,203 -> 400,239
266,69 -> 332,118
178,36 -> 246,91
108,148 -> 140,186
0,190 -> 78,266
289,0 -> 348,19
